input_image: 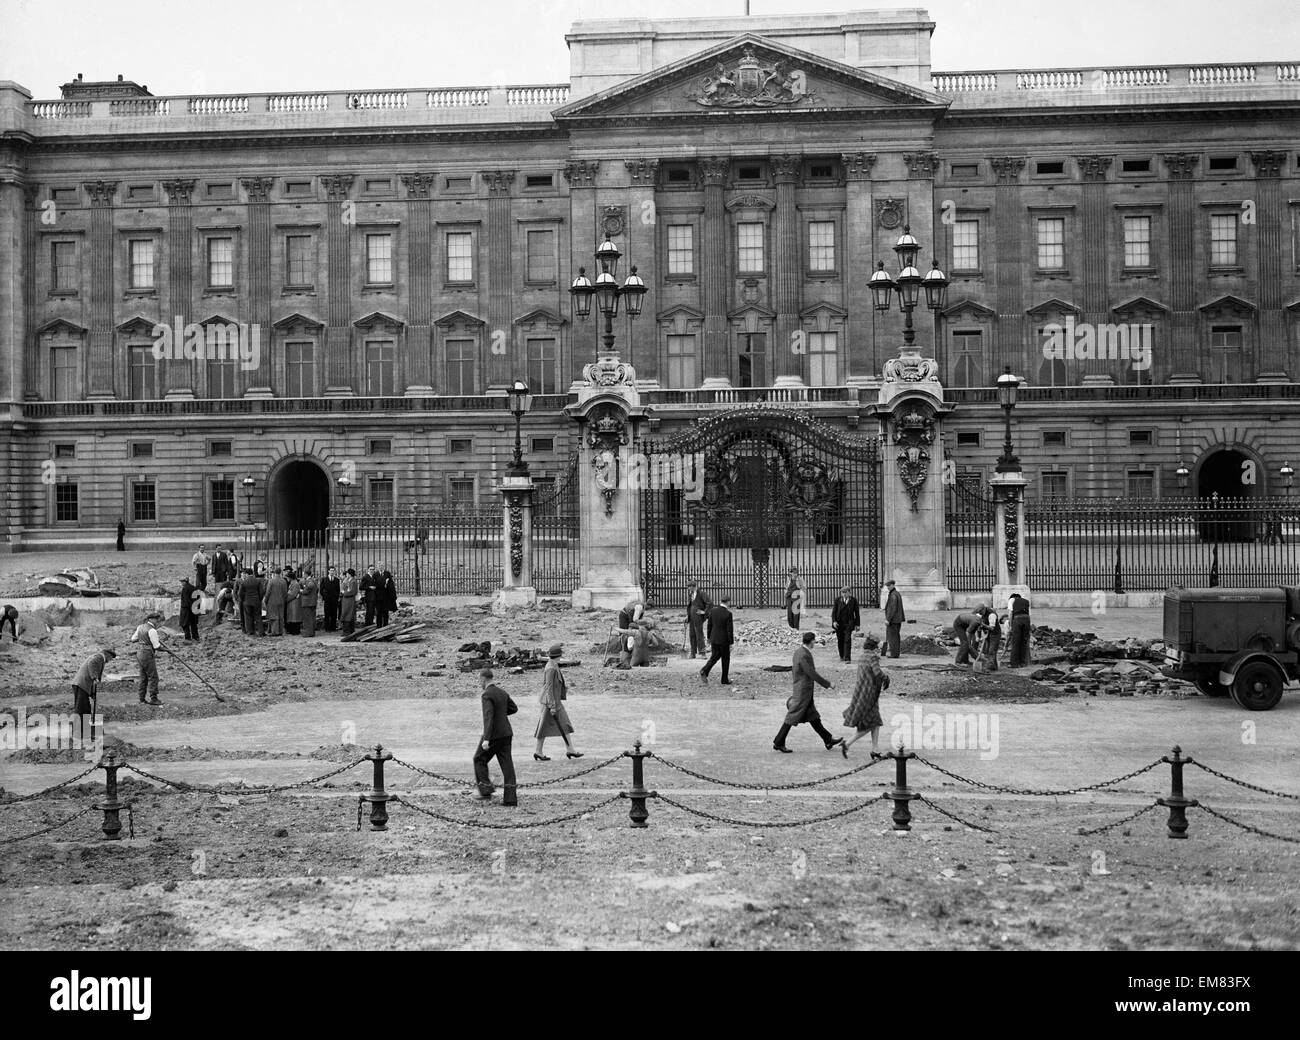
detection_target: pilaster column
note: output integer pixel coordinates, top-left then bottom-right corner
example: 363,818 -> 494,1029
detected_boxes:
1162,153 -> 1199,381
770,154 -> 802,385
1251,150 -> 1287,380
19,182 -> 39,403
988,157 -> 1025,376
564,160 -> 600,385
161,179 -> 195,398
481,169 -> 516,392
84,179 -> 119,398
241,176 -> 274,394
700,156 -> 731,387
842,153 -> 876,386
624,158 -> 660,383
402,172 -> 436,393
321,173 -> 355,395
1077,155 -> 1112,383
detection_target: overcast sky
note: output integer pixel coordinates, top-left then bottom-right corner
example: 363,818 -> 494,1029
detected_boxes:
1,0 -> 1297,97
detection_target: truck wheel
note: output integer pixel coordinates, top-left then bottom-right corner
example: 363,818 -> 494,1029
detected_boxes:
1194,679 -> 1230,697
1231,662 -> 1285,711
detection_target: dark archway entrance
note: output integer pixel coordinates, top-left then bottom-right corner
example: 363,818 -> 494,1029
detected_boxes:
1197,448 -> 1256,542
269,459 -> 330,534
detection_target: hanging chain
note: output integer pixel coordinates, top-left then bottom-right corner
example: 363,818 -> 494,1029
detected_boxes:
655,792 -> 885,828
1189,761 -> 1300,802
647,751 -> 887,791
0,765 -> 100,803
394,793 -> 623,830
912,795 -> 998,833
912,755 -> 1163,797
1077,800 -> 1160,836
1195,803 -> 1300,845
0,806 -> 97,846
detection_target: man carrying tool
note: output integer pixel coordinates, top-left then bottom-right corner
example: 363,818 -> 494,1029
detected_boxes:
130,611 -> 165,705
71,646 -> 115,743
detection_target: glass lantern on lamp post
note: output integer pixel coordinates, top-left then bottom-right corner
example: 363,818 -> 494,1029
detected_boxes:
507,379 -> 533,477
871,225 -> 949,353
996,366 -> 1023,474
569,236 -> 647,360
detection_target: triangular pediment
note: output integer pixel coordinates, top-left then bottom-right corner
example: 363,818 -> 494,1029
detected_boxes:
272,311 -> 325,331
1026,297 -> 1082,319
38,317 -> 88,337
353,310 -> 405,331
513,307 -> 566,328
115,315 -> 159,335
1200,294 -> 1255,316
1112,295 -> 1169,317
433,309 -> 485,328
942,298 -> 995,321
554,34 -> 947,124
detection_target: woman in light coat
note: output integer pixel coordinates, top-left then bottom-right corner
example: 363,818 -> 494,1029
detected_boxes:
784,566 -> 803,629
284,569 -> 302,635
533,644 -> 582,761
840,652 -> 889,759
339,568 -> 358,635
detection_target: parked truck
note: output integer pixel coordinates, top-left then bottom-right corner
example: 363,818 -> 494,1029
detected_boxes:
1161,586 -> 1300,710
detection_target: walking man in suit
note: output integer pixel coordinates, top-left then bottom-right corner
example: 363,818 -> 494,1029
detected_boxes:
830,585 -> 860,662
473,669 -> 518,807
883,579 -> 905,659
699,594 -> 735,685
686,578 -> 711,660
773,631 -> 842,752
239,568 -> 265,636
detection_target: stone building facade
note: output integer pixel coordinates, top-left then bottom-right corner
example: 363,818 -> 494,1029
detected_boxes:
0,8 -> 1298,550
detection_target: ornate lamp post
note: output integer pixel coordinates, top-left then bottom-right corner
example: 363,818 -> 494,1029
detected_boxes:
1176,461 -> 1190,491
241,474 -> 255,523
1282,461 -> 1295,494
337,474 -> 352,505
507,379 -> 533,477
870,226 -> 949,349
995,366 -> 1023,474
569,236 -> 647,358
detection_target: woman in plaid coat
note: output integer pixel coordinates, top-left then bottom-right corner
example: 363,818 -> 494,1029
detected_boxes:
840,652 -> 889,759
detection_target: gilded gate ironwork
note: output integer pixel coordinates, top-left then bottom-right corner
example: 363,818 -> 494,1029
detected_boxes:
638,406 -> 883,609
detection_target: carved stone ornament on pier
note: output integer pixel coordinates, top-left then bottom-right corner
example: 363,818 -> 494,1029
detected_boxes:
882,349 -> 940,385
876,198 -> 905,229
892,406 -> 936,511
506,491 -> 526,578
586,404 -> 630,518
1004,485 -> 1023,572
685,47 -> 815,107
583,356 -> 637,389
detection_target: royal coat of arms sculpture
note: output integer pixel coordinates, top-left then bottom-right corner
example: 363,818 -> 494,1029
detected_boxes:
686,47 -> 814,107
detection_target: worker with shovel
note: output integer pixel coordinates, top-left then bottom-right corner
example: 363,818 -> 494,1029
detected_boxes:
130,611 -> 166,705
71,646 -> 115,745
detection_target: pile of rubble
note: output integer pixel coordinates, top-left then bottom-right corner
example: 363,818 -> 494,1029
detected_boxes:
1029,626 -> 1164,664
36,568 -> 116,597
1029,659 -> 1193,698
457,640 -> 555,672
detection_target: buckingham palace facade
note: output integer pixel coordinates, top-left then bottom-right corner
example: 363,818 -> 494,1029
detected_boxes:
1,8 -> 1298,550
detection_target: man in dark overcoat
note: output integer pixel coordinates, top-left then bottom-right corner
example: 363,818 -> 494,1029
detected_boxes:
773,631 -> 842,752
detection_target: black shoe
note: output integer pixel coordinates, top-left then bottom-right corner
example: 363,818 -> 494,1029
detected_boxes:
566,751 -> 584,759
773,744 -> 792,753
148,699 -> 162,706
825,738 -> 844,751
533,753 -> 550,762
699,671 -> 709,685
720,679 -> 732,685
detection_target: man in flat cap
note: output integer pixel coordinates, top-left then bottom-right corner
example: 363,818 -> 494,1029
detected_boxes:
71,646 -> 115,740
129,611 -> 165,704
883,579 -> 905,659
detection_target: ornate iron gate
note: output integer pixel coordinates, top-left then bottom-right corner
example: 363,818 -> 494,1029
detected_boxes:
944,478 -> 997,592
638,406 -> 883,609
532,455 -> 581,595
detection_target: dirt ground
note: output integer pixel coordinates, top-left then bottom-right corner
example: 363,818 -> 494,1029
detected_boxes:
2,561 -> 1299,951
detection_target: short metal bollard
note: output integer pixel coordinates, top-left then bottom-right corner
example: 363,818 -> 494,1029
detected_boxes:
621,740 -> 656,828
93,749 -> 130,841
882,744 -> 918,831
359,744 -> 394,831
1157,745 -> 1197,839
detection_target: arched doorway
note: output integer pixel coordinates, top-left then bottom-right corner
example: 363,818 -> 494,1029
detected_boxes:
268,459 -> 330,535
1196,448 -> 1256,542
